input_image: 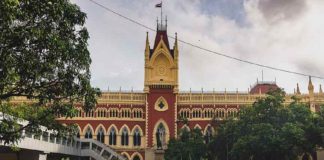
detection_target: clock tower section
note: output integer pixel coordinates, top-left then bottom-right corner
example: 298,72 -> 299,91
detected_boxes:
144,21 -> 179,151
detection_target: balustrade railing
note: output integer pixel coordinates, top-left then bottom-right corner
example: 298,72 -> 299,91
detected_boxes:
0,112 -> 125,160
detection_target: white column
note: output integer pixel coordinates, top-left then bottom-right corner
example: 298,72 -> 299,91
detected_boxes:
38,153 -> 47,160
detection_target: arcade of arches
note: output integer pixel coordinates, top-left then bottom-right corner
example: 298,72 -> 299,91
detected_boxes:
55,19 -> 324,160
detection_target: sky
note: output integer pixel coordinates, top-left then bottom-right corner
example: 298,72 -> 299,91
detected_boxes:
72,0 -> 324,94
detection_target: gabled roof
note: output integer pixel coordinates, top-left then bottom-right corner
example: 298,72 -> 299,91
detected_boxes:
150,30 -> 174,58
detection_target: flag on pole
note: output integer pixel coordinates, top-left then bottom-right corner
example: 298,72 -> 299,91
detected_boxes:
155,2 -> 162,8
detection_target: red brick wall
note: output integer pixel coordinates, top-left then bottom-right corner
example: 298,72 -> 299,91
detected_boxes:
146,87 -> 176,147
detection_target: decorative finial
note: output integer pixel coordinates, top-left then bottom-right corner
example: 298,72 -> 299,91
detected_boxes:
320,84 -> 323,94
275,77 -> 277,84
308,76 -> 314,92
146,32 -> 149,45
296,83 -> 301,95
174,32 -> 178,51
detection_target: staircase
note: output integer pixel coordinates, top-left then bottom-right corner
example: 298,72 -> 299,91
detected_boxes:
0,113 -> 125,160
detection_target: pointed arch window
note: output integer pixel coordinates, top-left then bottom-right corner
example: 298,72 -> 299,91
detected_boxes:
109,128 -> 117,145
121,127 -> 129,146
156,123 -> 166,149
85,127 -> 93,139
133,128 -> 141,146
205,126 -> 212,144
133,155 -> 141,160
97,127 -> 105,143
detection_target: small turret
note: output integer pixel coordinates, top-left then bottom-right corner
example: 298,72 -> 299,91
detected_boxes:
145,32 -> 150,60
308,76 -> 315,112
308,76 -> 314,95
296,83 -> 301,95
173,32 -> 178,59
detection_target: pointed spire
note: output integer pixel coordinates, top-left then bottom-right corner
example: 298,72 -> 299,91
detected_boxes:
308,76 -> 314,94
174,32 -> 178,47
145,32 -> 150,60
146,32 -> 149,43
145,32 -> 150,49
174,32 -> 179,60
296,83 -> 301,95
320,84 -> 323,94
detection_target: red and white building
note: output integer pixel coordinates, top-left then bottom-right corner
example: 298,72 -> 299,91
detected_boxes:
57,20 -> 324,160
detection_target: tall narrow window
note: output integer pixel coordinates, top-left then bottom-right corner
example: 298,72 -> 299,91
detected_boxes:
85,127 -> 92,139
133,128 -> 141,146
97,127 -> 105,143
121,127 -> 129,146
109,128 -> 116,145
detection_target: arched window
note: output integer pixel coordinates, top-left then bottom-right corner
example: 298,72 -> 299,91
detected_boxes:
133,155 -> 141,160
97,127 -> 105,143
156,123 -> 166,149
121,127 -> 129,146
133,128 -> 141,146
109,127 -> 117,145
85,127 -> 93,139
205,126 -> 212,144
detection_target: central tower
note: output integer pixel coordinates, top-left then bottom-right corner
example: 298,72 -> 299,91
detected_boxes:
144,22 -> 179,93
144,20 -> 179,159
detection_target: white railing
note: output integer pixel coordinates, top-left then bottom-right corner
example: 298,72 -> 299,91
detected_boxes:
0,112 -> 125,160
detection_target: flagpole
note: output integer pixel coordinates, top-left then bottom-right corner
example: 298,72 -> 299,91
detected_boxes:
161,1 -> 163,26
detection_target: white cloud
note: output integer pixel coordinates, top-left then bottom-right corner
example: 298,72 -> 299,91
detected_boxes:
73,0 -> 324,94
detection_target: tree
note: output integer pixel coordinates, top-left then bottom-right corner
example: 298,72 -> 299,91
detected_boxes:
0,0 -> 100,145
164,128 -> 207,160
209,89 -> 324,160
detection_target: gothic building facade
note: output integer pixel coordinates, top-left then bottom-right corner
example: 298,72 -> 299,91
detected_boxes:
55,21 -> 324,160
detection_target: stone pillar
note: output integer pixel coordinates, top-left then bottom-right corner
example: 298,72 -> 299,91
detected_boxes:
80,135 -> 85,139
129,135 -> 134,147
117,135 -> 121,147
104,135 -> 109,145
155,150 -> 165,160
38,153 -> 47,160
141,136 -> 145,148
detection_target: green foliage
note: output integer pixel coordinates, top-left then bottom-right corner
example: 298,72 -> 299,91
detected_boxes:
209,89 -> 324,160
165,128 -> 207,160
0,0 -> 100,145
